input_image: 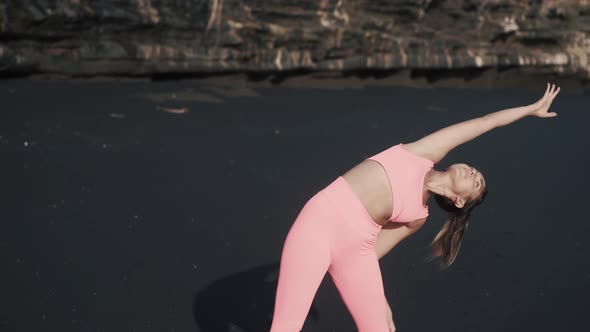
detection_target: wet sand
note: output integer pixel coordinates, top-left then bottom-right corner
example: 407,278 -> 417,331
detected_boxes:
2,77 -> 589,332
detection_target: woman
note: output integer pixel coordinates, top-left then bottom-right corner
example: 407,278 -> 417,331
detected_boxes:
270,83 -> 560,332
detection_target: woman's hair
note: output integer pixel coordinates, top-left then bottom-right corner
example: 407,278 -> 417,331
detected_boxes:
428,186 -> 488,270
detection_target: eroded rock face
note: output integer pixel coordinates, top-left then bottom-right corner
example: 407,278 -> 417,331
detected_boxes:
1,0 -> 589,79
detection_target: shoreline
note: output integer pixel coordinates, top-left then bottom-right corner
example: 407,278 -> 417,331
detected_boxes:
3,67 -> 588,94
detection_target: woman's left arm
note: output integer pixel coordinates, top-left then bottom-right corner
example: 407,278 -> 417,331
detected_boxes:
374,218 -> 426,260
406,83 -> 560,163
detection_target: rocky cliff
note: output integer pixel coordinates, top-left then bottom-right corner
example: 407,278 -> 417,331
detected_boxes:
1,0 -> 589,81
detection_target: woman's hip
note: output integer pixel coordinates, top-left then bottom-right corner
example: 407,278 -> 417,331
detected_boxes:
287,177 -> 382,246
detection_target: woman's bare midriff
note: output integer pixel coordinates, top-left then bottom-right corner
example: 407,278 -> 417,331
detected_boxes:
341,160 -> 394,227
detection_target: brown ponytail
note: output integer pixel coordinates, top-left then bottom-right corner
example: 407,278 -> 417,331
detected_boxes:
428,188 -> 488,269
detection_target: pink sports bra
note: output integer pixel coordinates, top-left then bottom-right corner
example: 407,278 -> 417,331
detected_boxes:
366,143 -> 435,223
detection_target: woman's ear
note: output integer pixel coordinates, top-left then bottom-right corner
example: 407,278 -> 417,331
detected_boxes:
454,197 -> 465,209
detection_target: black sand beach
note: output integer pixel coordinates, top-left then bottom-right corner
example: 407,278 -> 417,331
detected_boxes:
2,77 -> 589,331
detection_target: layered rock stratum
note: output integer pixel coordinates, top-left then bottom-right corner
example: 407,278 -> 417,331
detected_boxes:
1,0 -> 589,82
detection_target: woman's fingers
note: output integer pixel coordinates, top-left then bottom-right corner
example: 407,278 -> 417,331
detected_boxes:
547,85 -> 560,105
543,83 -> 560,105
538,83 -> 553,106
548,83 -> 556,97
388,322 -> 396,332
530,83 -> 560,118
542,112 -> 557,118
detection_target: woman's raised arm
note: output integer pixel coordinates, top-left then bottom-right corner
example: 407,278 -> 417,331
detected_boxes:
405,83 -> 560,163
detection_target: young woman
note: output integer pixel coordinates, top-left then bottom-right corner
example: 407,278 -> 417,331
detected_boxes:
270,83 -> 560,332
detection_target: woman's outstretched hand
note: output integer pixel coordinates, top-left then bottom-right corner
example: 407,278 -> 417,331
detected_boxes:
529,83 -> 560,118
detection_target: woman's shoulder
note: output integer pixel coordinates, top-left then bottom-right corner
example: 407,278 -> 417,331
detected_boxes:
399,142 -> 437,165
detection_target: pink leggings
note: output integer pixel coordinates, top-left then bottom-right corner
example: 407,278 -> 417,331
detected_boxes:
270,176 -> 389,331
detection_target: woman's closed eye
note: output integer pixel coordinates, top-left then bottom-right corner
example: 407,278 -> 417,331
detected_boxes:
470,168 -> 481,189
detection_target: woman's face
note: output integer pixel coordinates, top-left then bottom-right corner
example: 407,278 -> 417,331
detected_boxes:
447,163 -> 486,202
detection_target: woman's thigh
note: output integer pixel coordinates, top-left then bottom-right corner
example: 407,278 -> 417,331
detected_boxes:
329,250 -> 389,332
271,194 -> 333,331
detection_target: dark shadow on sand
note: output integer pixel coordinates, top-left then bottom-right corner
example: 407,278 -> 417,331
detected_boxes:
193,263 -> 320,332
